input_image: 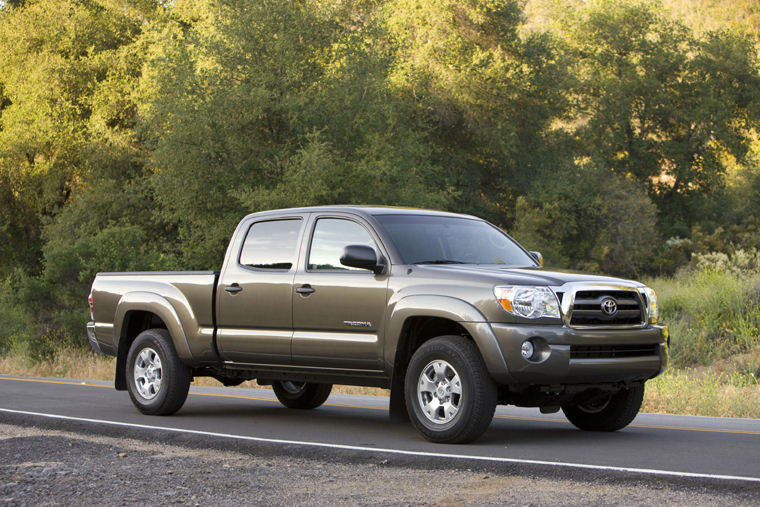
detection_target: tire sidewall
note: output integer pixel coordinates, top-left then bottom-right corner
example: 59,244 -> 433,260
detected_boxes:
126,330 -> 174,414
404,339 -> 480,438
563,384 -> 645,431
272,381 -> 332,409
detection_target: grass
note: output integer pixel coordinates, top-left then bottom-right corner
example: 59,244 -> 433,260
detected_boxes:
648,268 -> 760,367
642,368 -> 760,419
0,347 -> 116,381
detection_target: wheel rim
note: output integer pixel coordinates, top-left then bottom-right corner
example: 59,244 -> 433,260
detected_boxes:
134,347 -> 163,400
577,396 -> 611,414
416,360 -> 462,425
280,381 -> 306,394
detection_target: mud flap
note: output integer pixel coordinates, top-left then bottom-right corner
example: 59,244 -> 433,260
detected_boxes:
389,372 -> 409,422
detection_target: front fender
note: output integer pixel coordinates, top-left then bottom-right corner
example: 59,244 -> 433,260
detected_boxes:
113,291 -> 193,362
384,294 -> 511,384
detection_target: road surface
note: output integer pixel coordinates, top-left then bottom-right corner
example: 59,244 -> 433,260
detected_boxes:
1,374 -> 759,491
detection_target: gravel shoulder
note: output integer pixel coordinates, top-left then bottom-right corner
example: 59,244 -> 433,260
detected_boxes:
1,422 -> 758,506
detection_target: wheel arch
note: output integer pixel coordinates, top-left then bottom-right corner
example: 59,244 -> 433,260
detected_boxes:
113,292 -> 192,390
385,295 -> 511,390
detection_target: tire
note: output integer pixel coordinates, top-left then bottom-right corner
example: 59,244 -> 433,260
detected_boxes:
272,381 -> 332,409
562,384 -> 645,431
126,328 -> 191,416
404,336 -> 497,444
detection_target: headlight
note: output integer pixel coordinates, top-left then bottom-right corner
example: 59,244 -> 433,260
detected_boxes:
494,286 -> 561,319
640,286 -> 658,324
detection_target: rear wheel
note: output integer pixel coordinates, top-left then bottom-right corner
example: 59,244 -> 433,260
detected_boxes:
272,381 -> 332,409
126,328 -> 191,415
562,384 -> 645,431
404,336 -> 497,444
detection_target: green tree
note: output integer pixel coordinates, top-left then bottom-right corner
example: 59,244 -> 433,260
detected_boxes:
560,0 -> 760,236
0,0 -> 164,351
140,0 -> 462,269
383,0 -> 571,222
0,0 -> 160,274
514,164 -> 659,277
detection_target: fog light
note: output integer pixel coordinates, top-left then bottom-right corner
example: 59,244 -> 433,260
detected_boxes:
521,340 -> 535,360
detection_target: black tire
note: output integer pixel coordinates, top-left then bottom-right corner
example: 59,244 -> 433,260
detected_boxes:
126,328 -> 191,416
404,336 -> 497,444
272,381 -> 332,409
562,384 -> 645,431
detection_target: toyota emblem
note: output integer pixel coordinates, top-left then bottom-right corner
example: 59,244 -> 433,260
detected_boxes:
600,297 -> 618,316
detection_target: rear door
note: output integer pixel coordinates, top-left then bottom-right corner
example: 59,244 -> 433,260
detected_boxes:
291,214 -> 390,371
216,215 -> 306,364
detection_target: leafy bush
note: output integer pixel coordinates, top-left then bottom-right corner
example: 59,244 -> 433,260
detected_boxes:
0,272 -> 34,356
691,249 -> 760,276
651,262 -> 760,366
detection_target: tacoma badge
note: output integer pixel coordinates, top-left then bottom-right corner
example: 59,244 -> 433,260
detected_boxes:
344,320 -> 372,327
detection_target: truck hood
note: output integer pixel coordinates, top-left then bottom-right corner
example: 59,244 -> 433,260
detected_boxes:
414,265 -> 644,288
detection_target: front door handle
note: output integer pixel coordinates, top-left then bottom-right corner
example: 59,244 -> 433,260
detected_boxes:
295,284 -> 315,295
225,283 -> 243,294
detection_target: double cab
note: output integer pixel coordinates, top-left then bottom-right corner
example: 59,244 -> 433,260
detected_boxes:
87,206 -> 668,443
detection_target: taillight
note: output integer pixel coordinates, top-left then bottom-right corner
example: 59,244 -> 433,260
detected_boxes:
88,293 -> 95,321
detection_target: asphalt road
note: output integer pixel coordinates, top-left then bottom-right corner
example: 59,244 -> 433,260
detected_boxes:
1,374 -> 760,486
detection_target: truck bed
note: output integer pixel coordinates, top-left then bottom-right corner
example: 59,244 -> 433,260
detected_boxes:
89,271 -> 219,362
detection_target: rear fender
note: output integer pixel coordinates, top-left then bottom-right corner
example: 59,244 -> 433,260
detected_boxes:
114,291 -> 193,362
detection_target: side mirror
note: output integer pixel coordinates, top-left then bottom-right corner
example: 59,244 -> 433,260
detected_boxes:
341,245 -> 386,275
529,251 -> 544,266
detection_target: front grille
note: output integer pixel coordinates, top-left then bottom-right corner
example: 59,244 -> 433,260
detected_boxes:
570,344 -> 660,359
570,290 -> 644,327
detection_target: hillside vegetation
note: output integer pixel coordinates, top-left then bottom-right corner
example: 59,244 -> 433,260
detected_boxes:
0,0 -> 758,415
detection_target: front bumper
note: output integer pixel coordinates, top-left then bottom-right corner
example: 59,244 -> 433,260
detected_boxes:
86,321 -> 103,354
490,323 -> 669,385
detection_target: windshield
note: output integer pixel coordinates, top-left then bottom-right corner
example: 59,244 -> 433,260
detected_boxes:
374,214 -> 537,267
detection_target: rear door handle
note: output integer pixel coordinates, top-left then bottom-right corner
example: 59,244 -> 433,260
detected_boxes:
295,284 -> 315,295
225,283 -> 243,294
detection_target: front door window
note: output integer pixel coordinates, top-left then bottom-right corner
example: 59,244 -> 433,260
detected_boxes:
308,218 -> 378,271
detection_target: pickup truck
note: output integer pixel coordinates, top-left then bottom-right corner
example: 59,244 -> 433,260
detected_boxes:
87,206 -> 668,443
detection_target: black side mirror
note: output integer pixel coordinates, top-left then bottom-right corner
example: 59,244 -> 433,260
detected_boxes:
529,251 -> 544,266
341,245 -> 386,275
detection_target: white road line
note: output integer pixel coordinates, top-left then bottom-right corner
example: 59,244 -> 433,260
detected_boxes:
1,407 -> 759,484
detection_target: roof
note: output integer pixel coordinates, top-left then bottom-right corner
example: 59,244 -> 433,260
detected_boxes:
244,205 -> 477,221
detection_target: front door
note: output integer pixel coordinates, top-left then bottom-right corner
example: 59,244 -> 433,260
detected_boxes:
292,215 -> 389,371
216,217 -> 305,364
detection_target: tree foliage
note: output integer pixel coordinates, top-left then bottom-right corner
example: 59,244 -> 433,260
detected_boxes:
1,0 -> 759,352
514,164 -> 658,277
557,1 -> 760,236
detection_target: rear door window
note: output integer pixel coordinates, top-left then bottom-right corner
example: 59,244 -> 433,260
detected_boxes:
239,219 -> 302,270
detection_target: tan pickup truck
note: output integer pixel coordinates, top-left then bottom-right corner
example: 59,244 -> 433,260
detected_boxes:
87,206 -> 668,443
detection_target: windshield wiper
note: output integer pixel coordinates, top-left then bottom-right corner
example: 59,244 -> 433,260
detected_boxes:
415,260 -> 467,264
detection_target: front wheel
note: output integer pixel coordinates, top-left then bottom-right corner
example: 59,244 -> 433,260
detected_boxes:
272,381 -> 332,409
126,328 -> 191,415
404,336 -> 497,444
562,384 -> 645,431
